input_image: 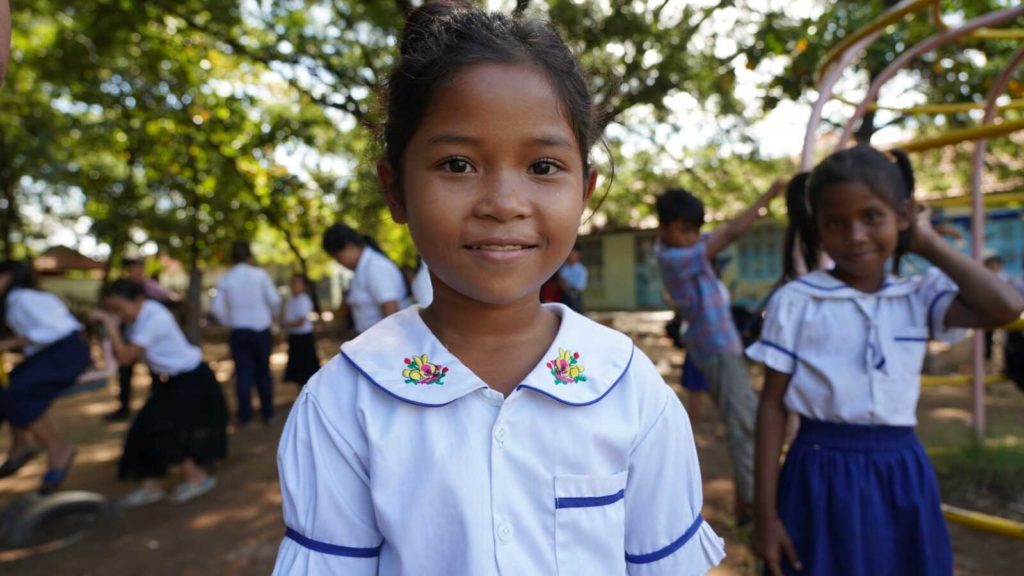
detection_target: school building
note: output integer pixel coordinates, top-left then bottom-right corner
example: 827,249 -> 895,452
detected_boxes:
577,200 -> 1024,312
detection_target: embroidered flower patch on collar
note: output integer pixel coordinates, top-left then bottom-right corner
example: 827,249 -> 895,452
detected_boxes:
547,348 -> 586,385
403,354 -> 449,386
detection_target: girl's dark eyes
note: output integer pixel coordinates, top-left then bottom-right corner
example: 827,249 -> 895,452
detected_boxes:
441,157 -> 474,174
528,160 -> 562,176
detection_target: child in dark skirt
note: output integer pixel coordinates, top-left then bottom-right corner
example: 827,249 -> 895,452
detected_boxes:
0,261 -> 89,493
747,147 -> 1024,576
680,355 -> 709,421
92,279 -> 228,506
282,275 -> 320,386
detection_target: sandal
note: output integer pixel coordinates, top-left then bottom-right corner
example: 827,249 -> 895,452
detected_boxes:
170,476 -> 217,504
0,447 -> 41,478
39,447 -> 78,495
120,487 -> 167,508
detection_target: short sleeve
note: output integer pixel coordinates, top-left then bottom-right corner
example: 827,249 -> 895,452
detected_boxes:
746,288 -> 802,374
273,387 -> 382,575
917,269 -> 966,343
128,304 -> 166,350
657,242 -> 707,281
210,280 -> 229,326
262,271 -> 282,314
366,255 -> 407,305
625,387 -> 725,575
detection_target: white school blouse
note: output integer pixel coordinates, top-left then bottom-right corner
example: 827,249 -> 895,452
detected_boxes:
410,263 -> 433,307
127,300 -> 202,377
746,269 -> 965,426
345,249 -> 411,334
211,263 -> 281,331
273,304 -> 724,576
284,293 -> 314,335
4,288 -> 82,356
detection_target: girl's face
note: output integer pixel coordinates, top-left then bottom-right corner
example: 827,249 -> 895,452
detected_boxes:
333,244 -> 362,271
290,277 -> 306,296
102,294 -> 143,323
385,63 -> 596,306
0,272 -> 10,294
816,181 -> 909,291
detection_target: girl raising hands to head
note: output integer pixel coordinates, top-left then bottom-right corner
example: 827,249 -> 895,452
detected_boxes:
272,2 -> 724,575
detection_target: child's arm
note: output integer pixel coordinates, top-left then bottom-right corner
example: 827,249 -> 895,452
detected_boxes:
706,180 -> 786,260
754,368 -> 802,576
0,335 -> 28,352
89,311 -> 144,366
910,207 -> 1024,328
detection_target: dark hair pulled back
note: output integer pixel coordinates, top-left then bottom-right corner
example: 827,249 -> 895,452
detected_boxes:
0,260 -> 37,325
781,172 -> 817,281
100,278 -> 146,302
383,0 -> 598,192
322,223 -> 385,256
804,145 -> 916,274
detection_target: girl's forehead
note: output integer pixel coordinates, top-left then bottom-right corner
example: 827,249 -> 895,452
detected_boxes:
417,62 -> 577,143
818,181 -> 895,211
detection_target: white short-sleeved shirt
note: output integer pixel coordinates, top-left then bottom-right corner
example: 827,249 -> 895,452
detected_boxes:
746,269 -> 965,426
411,263 -> 433,307
273,304 -> 724,576
284,293 -> 314,335
4,288 -> 82,356
211,263 -> 281,331
127,300 -> 202,377
345,249 -> 411,334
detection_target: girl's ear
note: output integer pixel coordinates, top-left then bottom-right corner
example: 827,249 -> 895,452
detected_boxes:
896,199 -> 914,232
583,169 -> 598,206
379,161 -> 407,224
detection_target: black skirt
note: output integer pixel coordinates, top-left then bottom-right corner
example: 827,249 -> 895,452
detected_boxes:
118,362 -> 228,480
284,332 -> 320,386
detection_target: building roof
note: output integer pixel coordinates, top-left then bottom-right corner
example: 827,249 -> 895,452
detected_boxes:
33,246 -> 105,275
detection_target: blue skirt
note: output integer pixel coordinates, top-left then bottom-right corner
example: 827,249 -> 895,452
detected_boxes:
777,418 -> 952,576
1,332 -> 91,427
680,356 -> 709,392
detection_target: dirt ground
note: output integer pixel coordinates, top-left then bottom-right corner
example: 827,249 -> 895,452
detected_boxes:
2,312 -> 1023,575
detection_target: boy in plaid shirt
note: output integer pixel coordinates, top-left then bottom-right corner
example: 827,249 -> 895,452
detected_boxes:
656,181 -> 783,523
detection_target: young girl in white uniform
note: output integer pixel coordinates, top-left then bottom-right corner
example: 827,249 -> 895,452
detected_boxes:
748,146 -> 1024,576
282,274 -> 320,386
0,261 -> 89,493
93,279 -> 228,505
272,3 -> 724,575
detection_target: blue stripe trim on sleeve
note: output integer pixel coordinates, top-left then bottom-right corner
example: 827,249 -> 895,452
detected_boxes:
927,289 -> 956,340
285,527 -> 383,558
894,336 -> 928,342
625,513 -> 705,564
759,340 -> 798,361
556,489 -> 625,510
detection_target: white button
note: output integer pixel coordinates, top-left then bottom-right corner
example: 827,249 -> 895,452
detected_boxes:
494,425 -> 509,441
497,521 -> 513,544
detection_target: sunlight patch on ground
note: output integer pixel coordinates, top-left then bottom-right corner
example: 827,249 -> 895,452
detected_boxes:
929,407 -> 973,425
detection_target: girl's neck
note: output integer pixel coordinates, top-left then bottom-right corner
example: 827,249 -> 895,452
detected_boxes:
828,267 -> 887,293
421,283 -> 559,397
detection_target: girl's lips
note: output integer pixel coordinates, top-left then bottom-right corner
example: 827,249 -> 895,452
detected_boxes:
463,242 -> 539,263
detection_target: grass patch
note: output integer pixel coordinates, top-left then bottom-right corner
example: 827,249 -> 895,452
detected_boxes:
932,444 -> 1024,520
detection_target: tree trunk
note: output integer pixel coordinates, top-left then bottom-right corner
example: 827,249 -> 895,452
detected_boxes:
185,265 -> 203,345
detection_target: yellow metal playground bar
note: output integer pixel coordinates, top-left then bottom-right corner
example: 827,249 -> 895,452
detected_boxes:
801,0 -> 1024,540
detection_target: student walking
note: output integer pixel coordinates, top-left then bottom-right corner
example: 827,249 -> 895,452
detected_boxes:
748,146 -> 1024,576
272,3 -> 723,574
211,241 -> 281,425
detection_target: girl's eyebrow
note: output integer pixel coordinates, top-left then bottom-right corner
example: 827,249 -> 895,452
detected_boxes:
426,132 -> 574,149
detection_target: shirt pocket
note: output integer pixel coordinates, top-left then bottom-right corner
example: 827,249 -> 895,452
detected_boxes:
891,326 -> 929,375
554,470 -> 628,576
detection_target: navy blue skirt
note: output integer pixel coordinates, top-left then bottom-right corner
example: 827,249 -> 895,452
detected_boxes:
1,332 -> 91,427
680,355 -> 709,392
777,418 -> 952,576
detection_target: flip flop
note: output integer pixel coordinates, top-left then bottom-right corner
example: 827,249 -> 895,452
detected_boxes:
39,447 -> 78,495
0,447 -> 41,479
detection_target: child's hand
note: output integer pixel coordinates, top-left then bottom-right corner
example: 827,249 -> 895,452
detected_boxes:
907,203 -> 942,256
754,516 -> 802,575
88,310 -> 114,325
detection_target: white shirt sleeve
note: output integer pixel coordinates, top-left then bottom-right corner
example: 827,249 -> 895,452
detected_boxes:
263,271 -> 282,318
211,279 -> 229,326
366,253 -> 407,305
273,386 -> 382,576
917,269 -> 966,343
128,304 -> 162,350
625,384 -> 725,575
746,288 -> 802,374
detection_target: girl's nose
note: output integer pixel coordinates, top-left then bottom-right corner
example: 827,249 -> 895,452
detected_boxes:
474,170 -> 531,221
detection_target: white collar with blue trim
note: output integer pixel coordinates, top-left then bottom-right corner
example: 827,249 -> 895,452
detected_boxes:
340,304 -> 634,408
790,270 -> 918,300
